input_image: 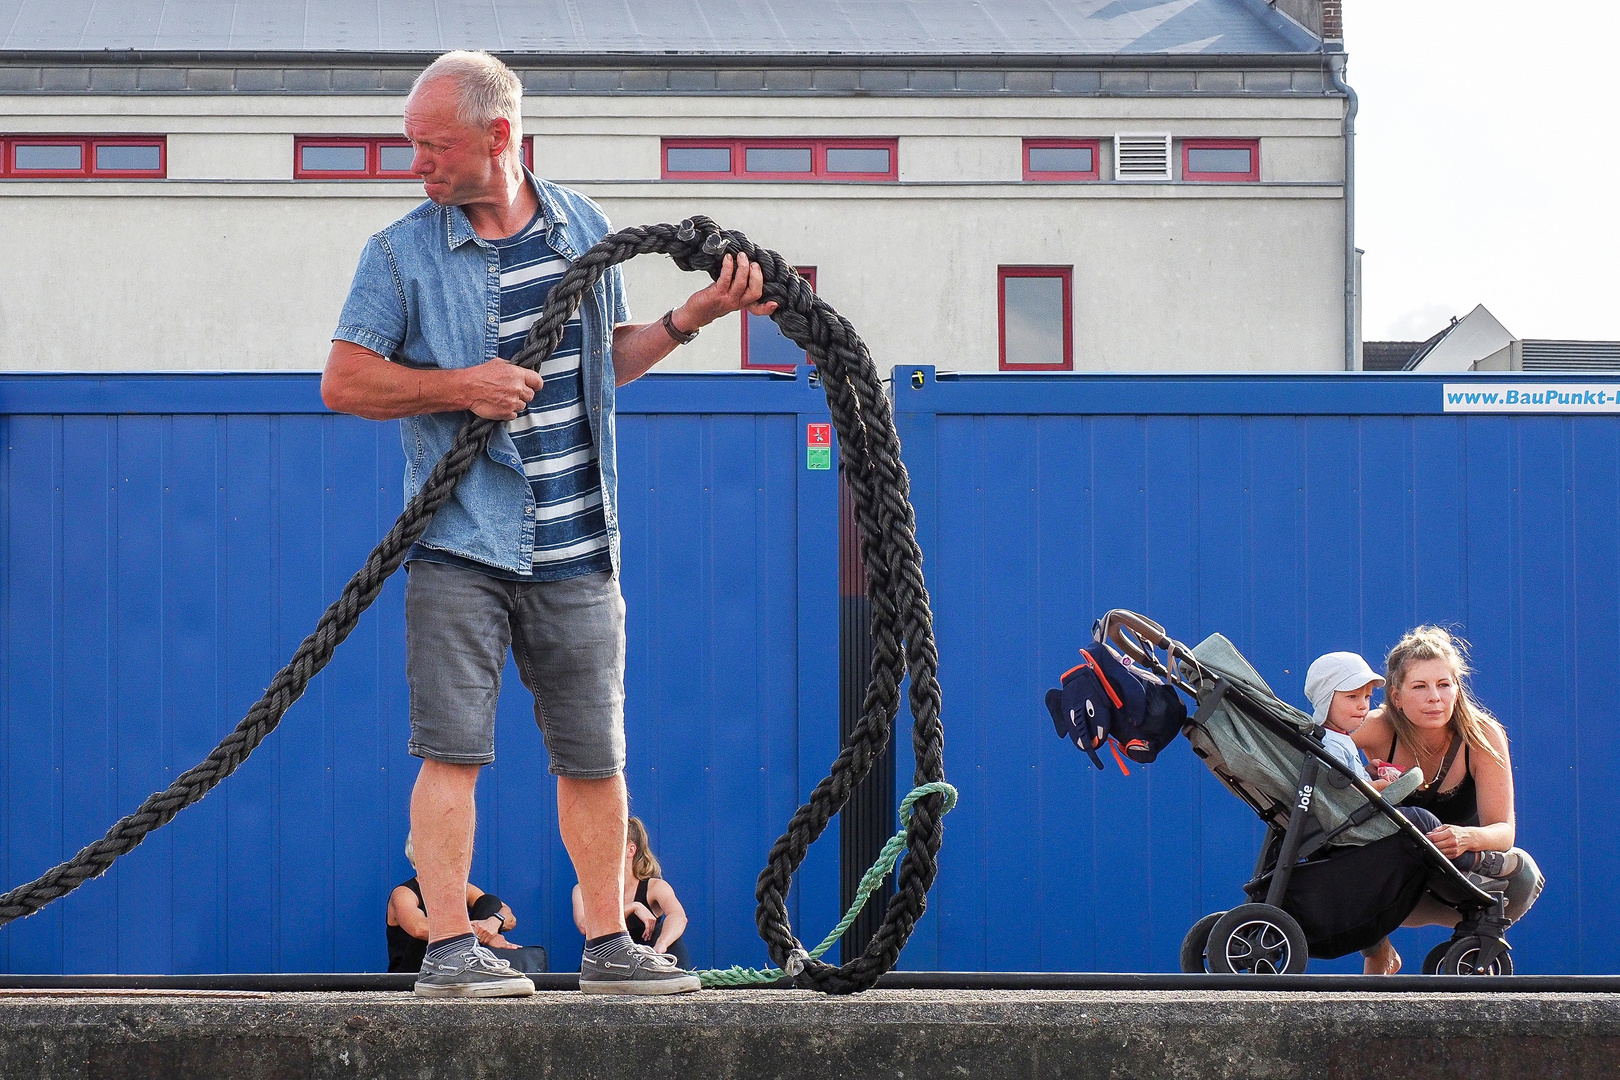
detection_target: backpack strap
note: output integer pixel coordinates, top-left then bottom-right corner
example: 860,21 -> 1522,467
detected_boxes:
1078,650 -> 1124,709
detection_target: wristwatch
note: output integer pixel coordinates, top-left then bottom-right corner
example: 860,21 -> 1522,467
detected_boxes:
661,309 -> 699,345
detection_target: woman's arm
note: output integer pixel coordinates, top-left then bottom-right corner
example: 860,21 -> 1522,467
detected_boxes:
1458,722 -> 1516,854
389,886 -> 431,942
646,879 -> 689,955
463,883 -> 514,931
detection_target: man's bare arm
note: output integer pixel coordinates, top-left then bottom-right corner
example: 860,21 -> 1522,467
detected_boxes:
321,339 -> 544,421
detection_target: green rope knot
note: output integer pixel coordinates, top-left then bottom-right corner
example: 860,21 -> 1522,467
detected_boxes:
698,781 -> 959,988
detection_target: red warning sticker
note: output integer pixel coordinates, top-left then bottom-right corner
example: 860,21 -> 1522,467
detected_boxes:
807,423 -> 831,447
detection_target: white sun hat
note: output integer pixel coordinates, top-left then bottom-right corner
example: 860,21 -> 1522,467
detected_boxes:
1304,652 -> 1385,726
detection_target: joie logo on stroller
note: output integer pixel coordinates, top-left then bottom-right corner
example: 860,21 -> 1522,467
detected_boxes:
1046,622 -> 1187,773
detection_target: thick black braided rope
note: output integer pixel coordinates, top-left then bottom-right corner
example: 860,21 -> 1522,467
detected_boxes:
0,216 -> 945,994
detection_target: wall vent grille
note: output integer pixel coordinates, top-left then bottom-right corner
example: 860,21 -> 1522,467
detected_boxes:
1114,133 -> 1172,180
1521,340 -> 1620,371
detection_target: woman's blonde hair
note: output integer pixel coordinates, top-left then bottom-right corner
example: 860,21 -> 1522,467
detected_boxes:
1384,626 -> 1506,767
404,832 -> 415,869
626,817 -> 661,881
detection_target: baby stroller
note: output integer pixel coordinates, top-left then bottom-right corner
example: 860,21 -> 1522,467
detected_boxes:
1053,609 -> 1513,976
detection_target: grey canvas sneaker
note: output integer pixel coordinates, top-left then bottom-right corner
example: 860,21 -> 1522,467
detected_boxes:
579,942 -> 702,996
414,938 -> 537,998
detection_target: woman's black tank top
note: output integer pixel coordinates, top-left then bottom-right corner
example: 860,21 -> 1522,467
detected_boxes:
1389,731 -> 1479,826
625,877 -> 655,944
625,877 -> 689,968
386,877 -> 429,973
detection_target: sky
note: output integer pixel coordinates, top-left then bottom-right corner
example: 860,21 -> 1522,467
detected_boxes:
1346,1 -> 1620,342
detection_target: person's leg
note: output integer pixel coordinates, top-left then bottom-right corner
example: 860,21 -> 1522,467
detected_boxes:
1397,806 -> 1479,871
1500,847 -> 1544,922
1365,808 -> 1451,974
558,773 -> 629,938
1361,938 -> 1401,975
663,934 -> 691,971
510,569 -> 632,942
411,759 -> 481,943
404,561 -> 532,997
513,571 -> 698,994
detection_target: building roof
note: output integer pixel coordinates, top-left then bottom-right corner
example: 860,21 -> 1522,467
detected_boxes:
0,0 -> 1321,57
1361,341 -> 1424,372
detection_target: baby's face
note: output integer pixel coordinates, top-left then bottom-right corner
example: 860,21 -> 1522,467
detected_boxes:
1326,682 -> 1377,732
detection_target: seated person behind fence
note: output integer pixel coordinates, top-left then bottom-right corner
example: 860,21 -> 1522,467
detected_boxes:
1305,652 -> 1515,879
387,833 -> 518,974
1348,628 -> 1544,975
573,816 -> 691,970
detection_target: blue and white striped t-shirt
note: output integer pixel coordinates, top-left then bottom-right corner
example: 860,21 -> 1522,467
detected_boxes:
411,206 -> 612,582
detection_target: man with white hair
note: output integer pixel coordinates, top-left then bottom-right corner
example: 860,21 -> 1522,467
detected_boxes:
323,50 -> 774,997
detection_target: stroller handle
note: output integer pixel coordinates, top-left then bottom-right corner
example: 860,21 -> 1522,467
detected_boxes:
1100,609 -> 1170,661
1099,609 -> 1205,697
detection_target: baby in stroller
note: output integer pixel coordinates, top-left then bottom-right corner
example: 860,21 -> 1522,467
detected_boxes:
1305,651 -> 1518,885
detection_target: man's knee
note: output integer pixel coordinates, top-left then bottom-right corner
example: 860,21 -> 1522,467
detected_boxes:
415,757 -> 482,789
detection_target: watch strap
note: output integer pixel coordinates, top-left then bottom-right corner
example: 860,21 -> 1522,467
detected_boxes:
661,309 -> 699,345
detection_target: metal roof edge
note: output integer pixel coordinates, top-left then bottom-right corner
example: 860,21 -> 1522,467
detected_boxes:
0,50 -> 1328,70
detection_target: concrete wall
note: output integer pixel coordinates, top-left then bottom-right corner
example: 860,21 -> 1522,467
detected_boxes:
0,93 -> 1346,373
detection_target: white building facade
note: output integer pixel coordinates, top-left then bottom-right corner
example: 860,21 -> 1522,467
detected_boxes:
0,0 -> 1357,374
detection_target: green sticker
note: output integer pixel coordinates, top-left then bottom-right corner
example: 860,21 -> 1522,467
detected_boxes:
806,447 -> 831,471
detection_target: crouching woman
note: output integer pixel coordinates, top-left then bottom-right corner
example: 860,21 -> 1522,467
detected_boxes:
1353,626 -> 1545,975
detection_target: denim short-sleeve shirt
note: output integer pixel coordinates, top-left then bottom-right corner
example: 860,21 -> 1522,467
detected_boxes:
333,171 -> 630,575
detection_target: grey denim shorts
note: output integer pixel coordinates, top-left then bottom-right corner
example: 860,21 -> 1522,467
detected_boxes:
404,560 -> 626,777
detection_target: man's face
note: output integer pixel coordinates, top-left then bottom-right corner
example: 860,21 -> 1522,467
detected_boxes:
402,79 -> 508,206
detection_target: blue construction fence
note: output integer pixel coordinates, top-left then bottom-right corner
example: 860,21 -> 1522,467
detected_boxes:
2,367 -> 1616,975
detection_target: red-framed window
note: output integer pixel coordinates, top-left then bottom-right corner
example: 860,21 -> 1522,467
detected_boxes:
998,266 -> 1073,372
742,267 -> 816,371
661,139 -> 897,181
294,135 -> 534,178
1023,139 -> 1101,181
1,136 -> 165,178
1182,138 -> 1259,182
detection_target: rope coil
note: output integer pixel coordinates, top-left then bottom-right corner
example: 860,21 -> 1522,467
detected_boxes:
0,216 -> 947,995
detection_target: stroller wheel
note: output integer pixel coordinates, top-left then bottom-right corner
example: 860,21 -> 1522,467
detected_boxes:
1439,936 -> 1513,976
1206,904 -> 1308,975
1180,912 -> 1226,973
1422,941 -> 1451,975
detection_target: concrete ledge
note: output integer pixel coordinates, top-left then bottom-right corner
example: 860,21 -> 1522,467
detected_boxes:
0,990 -> 1617,1079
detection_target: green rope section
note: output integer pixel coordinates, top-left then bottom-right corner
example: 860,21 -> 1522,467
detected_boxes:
699,781 -> 959,988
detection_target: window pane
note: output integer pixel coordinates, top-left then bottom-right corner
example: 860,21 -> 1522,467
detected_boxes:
745,146 -> 812,173
666,146 -> 731,173
94,144 -> 161,172
378,144 -> 415,172
825,146 -> 890,173
301,144 -> 368,173
1028,145 -> 1093,174
1003,276 -> 1066,367
747,310 -> 807,367
1187,146 -> 1252,174
14,143 -> 82,171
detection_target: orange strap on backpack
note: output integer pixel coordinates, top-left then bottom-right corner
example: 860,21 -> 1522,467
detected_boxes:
1078,649 -> 1124,709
